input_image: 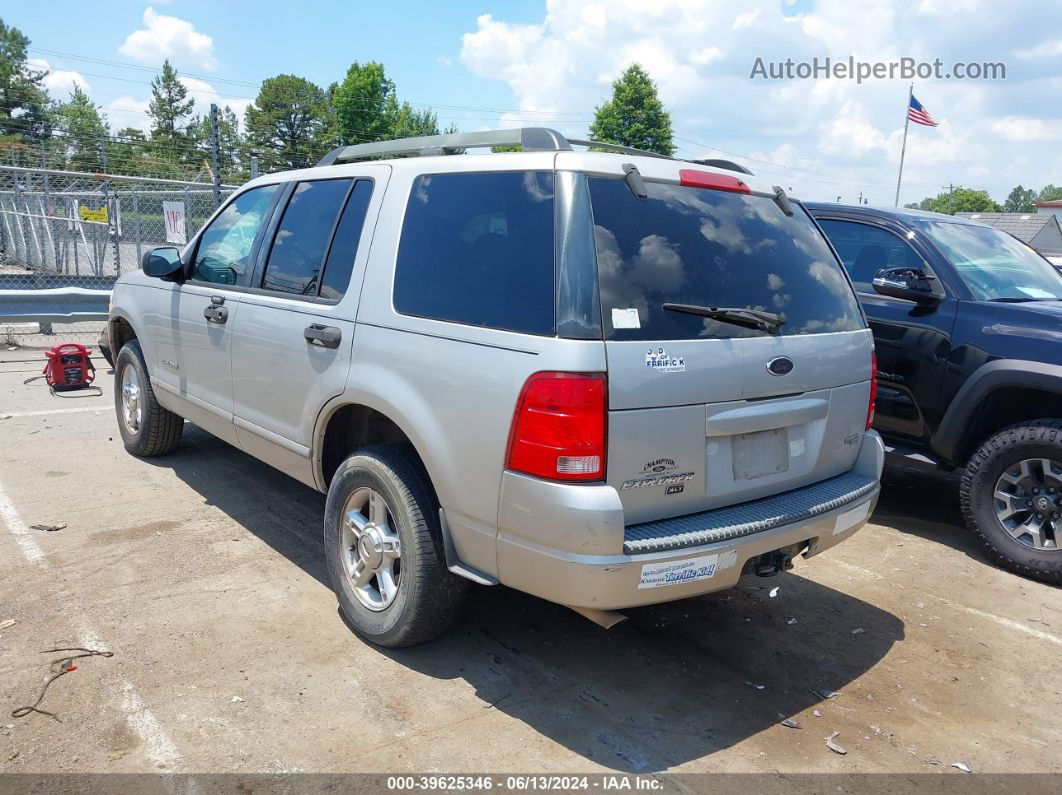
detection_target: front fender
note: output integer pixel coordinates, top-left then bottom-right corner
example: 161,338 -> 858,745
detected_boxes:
931,359 -> 1062,463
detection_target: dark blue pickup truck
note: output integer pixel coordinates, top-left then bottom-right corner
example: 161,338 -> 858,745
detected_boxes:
807,203 -> 1062,584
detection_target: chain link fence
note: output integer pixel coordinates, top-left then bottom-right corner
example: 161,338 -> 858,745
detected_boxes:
0,164 -> 237,345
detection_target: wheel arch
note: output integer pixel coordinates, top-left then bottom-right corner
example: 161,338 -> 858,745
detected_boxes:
933,360 -> 1062,464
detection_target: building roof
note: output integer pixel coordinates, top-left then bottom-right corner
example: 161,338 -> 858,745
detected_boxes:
1036,200 -> 1062,208
954,212 -> 1059,243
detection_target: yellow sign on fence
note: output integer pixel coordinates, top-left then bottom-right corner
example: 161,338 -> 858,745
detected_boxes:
78,205 -> 108,223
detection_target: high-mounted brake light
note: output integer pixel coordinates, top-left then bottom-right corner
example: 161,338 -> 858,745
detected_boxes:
679,169 -> 751,194
506,372 -> 607,482
866,351 -> 878,430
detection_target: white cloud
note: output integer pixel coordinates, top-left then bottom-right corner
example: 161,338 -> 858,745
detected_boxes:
118,7 -> 216,69
458,0 -> 1062,205
105,97 -> 152,134
26,58 -> 90,98
1015,39 -> 1062,59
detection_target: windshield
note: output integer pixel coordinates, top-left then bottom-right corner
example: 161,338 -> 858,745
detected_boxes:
588,177 -> 864,340
920,221 -> 1062,301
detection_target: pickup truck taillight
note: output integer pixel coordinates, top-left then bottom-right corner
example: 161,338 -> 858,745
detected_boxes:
506,372 -> 607,482
867,351 -> 878,430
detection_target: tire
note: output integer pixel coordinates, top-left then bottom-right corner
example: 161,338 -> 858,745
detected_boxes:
960,420 -> 1062,585
324,444 -> 469,647
114,340 -> 184,457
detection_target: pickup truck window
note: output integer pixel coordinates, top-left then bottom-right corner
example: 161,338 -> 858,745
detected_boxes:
816,219 -> 927,291
920,220 -> 1062,302
192,184 -> 278,286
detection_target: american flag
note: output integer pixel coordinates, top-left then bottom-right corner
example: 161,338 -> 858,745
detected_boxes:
907,95 -> 938,127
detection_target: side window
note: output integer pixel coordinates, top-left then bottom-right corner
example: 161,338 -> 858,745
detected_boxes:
320,180 -> 374,300
262,179 -> 352,296
192,185 -> 278,285
817,219 -> 927,291
393,171 -> 555,335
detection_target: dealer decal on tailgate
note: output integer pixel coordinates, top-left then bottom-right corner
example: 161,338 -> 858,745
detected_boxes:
638,550 -> 738,589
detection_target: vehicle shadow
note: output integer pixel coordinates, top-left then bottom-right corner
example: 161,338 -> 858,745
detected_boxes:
150,425 -> 904,772
872,463 -> 993,565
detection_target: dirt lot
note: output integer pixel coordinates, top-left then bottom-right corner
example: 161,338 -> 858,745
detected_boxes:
1,348 -> 1060,781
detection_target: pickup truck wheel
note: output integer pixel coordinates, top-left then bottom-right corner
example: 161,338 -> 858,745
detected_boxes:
324,444 -> 469,647
114,340 -> 183,457
960,420 -> 1062,584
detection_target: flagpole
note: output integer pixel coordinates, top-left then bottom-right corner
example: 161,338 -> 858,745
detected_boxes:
894,82 -> 913,207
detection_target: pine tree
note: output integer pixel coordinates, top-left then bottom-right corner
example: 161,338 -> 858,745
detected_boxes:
1003,185 -> 1037,213
148,59 -> 194,158
245,74 -> 330,171
589,64 -> 675,156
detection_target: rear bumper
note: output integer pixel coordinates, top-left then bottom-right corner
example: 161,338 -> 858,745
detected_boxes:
495,430 -> 884,610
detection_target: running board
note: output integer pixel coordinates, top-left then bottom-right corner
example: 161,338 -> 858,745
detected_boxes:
883,442 -> 940,472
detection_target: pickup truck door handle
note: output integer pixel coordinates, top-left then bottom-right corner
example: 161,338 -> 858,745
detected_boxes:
203,303 -> 229,323
304,324 -> 341,349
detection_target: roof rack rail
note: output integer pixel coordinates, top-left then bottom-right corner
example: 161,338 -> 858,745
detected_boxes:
317,127 -> 573,166
566,138 -> 675,160
316,127 -> 752,174
688,158 -> 754,175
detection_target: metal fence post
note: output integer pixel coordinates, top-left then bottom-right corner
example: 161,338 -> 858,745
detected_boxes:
250,155 -> 259,181
210,104 -> 222,208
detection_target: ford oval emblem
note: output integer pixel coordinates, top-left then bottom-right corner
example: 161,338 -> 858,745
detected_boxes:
767,356 -> 794,376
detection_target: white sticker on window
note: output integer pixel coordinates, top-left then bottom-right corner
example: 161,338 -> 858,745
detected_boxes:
638,550 -> 737,589
832,501 -> 871,535
611,307 -> 641,329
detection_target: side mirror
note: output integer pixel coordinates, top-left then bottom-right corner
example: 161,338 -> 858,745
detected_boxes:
141,247 -> 183,281
872,267 -> 941,305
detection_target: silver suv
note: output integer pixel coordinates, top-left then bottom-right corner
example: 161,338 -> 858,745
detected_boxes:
108,128 -> 884,647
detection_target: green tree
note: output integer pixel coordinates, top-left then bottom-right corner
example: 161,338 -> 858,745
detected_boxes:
1003,185 -> 1037,213
148,60 -> 194,158
245,74 -> 331,171
50,85 -> 107,171
332,61 -> 395,145
0,17 -> 51,153
909,188 -> 1000,215
386,95 -> 440,139
589,63 -> 675,156
191,105 -> 244,181
108,126 -> 148,175
1038,184 -> 1062,202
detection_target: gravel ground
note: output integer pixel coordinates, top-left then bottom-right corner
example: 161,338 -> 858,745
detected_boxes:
0,355 -> 1059,785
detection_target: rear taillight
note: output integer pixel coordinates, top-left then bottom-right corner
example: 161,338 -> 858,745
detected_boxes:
866,351 -> 878,430
506,372 -> 607,482
678,169 -> 751,194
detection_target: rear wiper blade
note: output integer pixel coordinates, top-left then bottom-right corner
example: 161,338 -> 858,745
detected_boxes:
663,303 -> 786,333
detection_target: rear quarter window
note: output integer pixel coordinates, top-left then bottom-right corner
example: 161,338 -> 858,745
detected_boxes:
589,178 -> 864,340
393,171 -> 555,335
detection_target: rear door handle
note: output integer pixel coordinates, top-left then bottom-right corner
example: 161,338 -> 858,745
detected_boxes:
304,324 -> 341,349
204,304 -> 229,323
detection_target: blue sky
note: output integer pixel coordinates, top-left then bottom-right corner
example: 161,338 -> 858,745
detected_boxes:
16,1 -> 1062,205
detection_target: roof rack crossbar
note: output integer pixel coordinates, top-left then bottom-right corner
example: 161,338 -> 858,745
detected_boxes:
317,127 -> 573,166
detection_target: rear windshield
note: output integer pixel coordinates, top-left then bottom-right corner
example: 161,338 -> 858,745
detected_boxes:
588,178 -> 864,340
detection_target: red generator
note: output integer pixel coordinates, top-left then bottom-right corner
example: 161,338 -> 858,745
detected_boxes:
42,343 -> 96,392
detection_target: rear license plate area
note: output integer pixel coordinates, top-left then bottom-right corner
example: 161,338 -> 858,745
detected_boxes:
732,428 -> 789,480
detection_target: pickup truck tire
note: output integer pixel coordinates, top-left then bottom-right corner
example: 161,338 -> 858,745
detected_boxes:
324,444 -> 469,647
114,340 -> 184,457
960,420 -> 1062,584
